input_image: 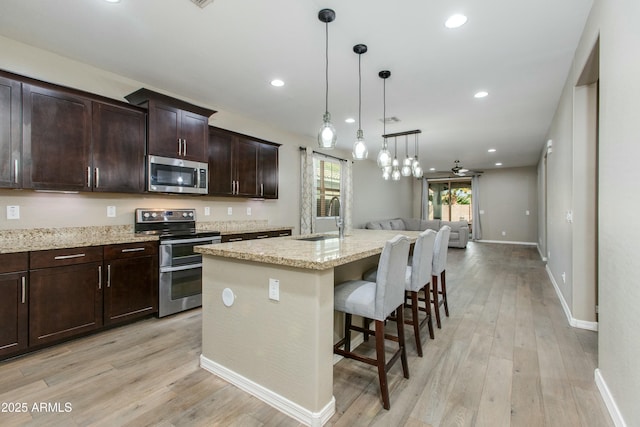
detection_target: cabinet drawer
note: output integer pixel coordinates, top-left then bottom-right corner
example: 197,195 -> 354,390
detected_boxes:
0,252 -> 28,273
104,241 -> 158,260
30,246 -> 103,269
270,230 -> 292,238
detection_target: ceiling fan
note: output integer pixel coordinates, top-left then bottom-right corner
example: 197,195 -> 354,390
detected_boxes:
450,160 -> 482,176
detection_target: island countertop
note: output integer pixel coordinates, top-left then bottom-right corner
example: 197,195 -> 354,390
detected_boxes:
195,229 -> 421,270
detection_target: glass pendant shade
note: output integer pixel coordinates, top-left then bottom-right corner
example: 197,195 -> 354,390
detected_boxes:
413,163 -> 423,178
352,130 -> 368,160
401,157 -> 412,176
391,164 -> 401,181
377,145 -> 391,168
382,168 -> 391,180
318,112 -> 337,148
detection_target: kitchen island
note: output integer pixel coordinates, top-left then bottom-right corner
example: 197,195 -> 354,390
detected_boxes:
195,229 -> 421,426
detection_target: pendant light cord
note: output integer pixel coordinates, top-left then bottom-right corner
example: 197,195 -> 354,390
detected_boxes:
358,53 -> 362,131
324,22 -> 329,115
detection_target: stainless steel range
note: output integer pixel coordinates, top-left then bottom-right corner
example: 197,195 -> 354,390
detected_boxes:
135,208 -> 221,317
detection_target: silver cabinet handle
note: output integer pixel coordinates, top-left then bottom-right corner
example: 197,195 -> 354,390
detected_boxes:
261,183 -> 264,196
87,166 -> 92,187
98,265 -> 102,290
54,253 -> 86,260
21,276 -> 26,304
178,139 -> 182,156
228,237 -> 243,242
122,247 -> 146,253
279,232 -> 290,236
256,235 -> 270,239
107,264 -> 111,288
232,180 -> 236,194
183,139 -> 187,156
14,159 -> 19,184
95,167 -> 100,188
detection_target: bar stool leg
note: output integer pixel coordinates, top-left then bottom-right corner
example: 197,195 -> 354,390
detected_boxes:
441,271 -> 449,317
432,275 -> 442,328
374,319 -> 390,410
344,313 -> 352,352
423,284 -> 435,339
409,292 -> 423,357
396,306 -> 409,379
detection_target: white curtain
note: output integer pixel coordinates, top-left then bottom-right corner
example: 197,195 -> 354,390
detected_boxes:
299,147 -> 315,235
341,159 -> 353,234
421,178 -> 429,220
471,174 -> 482,240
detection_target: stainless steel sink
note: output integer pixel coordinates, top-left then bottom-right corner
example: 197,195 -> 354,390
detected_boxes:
297,235 -> 339,242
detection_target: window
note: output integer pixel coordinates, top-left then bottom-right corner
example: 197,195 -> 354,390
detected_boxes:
315,158 -> 341,218
428,179 -> 472,222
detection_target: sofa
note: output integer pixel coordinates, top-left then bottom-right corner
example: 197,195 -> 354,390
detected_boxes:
364,218 -> 469,248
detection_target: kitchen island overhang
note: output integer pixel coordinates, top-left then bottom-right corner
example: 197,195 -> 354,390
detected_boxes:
195,230 -> 421,426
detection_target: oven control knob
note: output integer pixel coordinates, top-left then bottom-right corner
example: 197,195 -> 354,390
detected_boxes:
151,212 -> 158,218
188,212 -> 194,217
143,212 -> 150,218
182,212 -> 188,218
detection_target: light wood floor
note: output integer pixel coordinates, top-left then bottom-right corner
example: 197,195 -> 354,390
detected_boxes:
0,242 -> 613,426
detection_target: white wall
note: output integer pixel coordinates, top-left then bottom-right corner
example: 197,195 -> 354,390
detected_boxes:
542,0 -> 640,425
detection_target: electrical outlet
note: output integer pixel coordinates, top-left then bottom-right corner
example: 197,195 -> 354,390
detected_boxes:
501,231 -> 506,236
269,278 -> 280,301
107,206 -> 116,217
479,209 -> 485,215
525,210 -> 530,216
7,205 -> 20,220
246,207 -> 252,216
227,207 -> 233,216
204,207 -> 211,216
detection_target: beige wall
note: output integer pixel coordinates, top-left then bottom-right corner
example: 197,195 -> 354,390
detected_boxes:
542,0 -> 640,424
476,167 -> 538,243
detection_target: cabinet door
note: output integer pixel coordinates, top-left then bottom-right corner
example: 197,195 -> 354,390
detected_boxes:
0,75 -> 21,188
148,103 -> 181,158
0,272 -> 28,358
259,143 -> 279,199
208,128 -> 235,196
22,83 -> 92,190
29,262 -> 103,346
180,110 -> 208,162
92,102 -> 146,193
235,138 -> 260,197
104,255 -> 158,325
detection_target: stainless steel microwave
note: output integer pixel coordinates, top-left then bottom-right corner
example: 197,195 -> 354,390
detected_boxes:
147,155 -> 208,195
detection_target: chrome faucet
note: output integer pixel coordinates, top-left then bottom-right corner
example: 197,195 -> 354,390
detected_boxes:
328,196 -> 344,239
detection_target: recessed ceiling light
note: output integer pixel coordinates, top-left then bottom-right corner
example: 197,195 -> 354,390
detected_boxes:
429,167 -> 436,171
474,91 -> 489,98
104,0 -> 121,3
488,148 -> 496,153
270,79 -> 284,87
445,14 -> 467,29
345,118 -> 355,124
495,162 -> 503,166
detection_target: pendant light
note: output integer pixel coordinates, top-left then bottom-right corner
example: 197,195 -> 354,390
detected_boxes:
412,133 -> 423,178
401,135 -> 413,176
377,70 -> 392,168
352,44 -> 368,160
317,9 -> 337,149
391,137 -> 401,181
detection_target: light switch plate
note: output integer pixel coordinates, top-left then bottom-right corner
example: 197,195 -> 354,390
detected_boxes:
107,206 -> 116,217
269,278 -> 280,301
246,207 -> 252,216
227,207 -> 233,216
204,207 -> 211,216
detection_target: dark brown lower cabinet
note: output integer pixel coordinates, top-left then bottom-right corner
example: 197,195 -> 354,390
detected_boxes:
29,261 -> 103,347
103,242 -> 158,325
0,253 -> 28,358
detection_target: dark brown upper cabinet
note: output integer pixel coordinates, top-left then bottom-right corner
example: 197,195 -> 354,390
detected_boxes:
208,126 -> 279,199
21,78 -> 147,193
125,88 -> 215,163
92,101 -> 146,193
22,83 -> 93,191
0,73 -> 22,189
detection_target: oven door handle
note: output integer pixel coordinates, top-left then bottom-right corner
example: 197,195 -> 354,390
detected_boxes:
160,263 -> 203,273
160,237 -> 221,245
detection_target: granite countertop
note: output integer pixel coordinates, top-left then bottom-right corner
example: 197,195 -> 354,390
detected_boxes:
196,221 -> 293,235
0,226 -> 158,254
195,229 -> 422,270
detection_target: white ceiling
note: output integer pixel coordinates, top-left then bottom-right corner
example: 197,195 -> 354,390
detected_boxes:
0,0 -> 593,173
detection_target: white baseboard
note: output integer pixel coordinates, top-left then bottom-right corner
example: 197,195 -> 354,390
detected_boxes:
536,243 -> 548,262
545,265 -> 598,331
595,369 -> 627,427
200,355 -> 335,427
476,239 -> 537,246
